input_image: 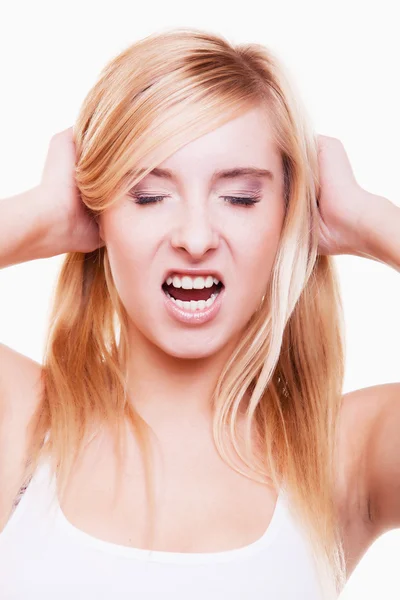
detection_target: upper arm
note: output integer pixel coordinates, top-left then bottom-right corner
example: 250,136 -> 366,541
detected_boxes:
363,382 -> 400,537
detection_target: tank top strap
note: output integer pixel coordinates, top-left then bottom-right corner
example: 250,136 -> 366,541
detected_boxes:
23,454 -> 58,510
1,454 -> 57,543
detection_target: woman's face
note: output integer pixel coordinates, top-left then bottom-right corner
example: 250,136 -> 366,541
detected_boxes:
99,105 -> 285,359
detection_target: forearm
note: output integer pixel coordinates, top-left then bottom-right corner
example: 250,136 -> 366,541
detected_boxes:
0,186 -> 52,269
359,194 -> 400,272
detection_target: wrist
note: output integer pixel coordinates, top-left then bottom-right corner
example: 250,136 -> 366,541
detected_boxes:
21,185 -> 58,259
358,192 -> 400,270
0,186 -> 51,268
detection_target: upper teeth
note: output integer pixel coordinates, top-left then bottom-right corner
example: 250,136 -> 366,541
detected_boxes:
165,275 -> 220,289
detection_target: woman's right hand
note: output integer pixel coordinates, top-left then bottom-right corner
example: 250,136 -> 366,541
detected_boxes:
39,126 -> 105,255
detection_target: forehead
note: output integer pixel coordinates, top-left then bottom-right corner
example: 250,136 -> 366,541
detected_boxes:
139,105 -> 280,185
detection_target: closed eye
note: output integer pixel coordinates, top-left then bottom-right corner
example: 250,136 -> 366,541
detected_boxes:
223,195 -> 261,206
129,193 -> 261,207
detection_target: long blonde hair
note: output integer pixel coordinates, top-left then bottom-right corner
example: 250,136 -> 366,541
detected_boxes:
26,27 -> 346,596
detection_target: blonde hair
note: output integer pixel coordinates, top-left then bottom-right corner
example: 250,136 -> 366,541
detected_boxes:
25,27 -> 346,597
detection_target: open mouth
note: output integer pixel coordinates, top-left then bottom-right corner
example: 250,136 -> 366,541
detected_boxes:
162,280 -> 224,304
162,281 -> 224,302
161,274 -> 226,322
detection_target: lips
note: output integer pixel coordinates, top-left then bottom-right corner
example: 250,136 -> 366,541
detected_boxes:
161,268 -> 225,287
162,281 -> 223,302
163,281 -> 226,325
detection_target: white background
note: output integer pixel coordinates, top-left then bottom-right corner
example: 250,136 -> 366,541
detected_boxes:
0,1 -> 399,597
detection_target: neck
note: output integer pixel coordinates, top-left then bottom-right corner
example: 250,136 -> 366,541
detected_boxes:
124,326 -> 242,427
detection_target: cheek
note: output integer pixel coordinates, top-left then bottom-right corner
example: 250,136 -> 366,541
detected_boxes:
237,215 -> 283,293
103,218 -> 151,300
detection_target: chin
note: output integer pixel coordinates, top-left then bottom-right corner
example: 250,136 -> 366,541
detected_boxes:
156,323 -> 243,361
159,339 -> 222,361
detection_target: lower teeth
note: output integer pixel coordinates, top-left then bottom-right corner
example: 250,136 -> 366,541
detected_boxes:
165,291 -> 219,311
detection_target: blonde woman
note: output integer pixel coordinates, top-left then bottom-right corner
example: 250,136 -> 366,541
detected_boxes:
0,28 -> 399,599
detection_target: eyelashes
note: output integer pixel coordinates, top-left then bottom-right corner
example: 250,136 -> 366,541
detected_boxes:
224,195 -> 261,207
128,193 -> 262,208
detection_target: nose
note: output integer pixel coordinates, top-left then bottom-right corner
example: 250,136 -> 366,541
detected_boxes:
170,202 -> 219,259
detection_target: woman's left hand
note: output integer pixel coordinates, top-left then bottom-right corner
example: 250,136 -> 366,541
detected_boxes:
315,134 -> 379,257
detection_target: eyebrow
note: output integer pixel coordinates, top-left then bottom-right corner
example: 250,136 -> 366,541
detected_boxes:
136,166 -> 274,183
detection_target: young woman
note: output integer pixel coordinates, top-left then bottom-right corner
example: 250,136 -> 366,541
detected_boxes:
0,28 -> 399,599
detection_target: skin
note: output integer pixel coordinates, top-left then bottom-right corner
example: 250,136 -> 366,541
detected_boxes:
0,108 -> 399,584
0,108 -> 289,555
98,105 -> 285,428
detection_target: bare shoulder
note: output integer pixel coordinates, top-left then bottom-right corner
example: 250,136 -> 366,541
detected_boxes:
0,341 -> 44,447
359,383 -> 400,535
0,343 -> 44,529
0,342 -> 44,417
0,341 -> 44,446
336,384 -> 399,577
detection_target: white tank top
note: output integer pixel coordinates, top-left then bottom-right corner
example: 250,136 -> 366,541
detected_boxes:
0,456 -> 328,599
